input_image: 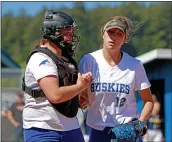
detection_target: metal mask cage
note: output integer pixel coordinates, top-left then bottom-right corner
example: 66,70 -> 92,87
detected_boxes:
55,25 -> 79,47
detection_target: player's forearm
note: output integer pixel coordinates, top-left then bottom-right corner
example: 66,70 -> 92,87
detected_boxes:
48,84 -> 85,104
7,114 -> 18,126
139,101 -> 154,122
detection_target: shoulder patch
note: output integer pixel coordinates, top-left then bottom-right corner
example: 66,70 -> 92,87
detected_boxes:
39,59 -> 50,66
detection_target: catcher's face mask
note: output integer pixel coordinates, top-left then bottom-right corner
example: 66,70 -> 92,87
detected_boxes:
40,10 -> 79,56
60,28 -> 74,42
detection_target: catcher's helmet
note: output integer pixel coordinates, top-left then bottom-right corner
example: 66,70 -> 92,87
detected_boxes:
40,10 -> 79,56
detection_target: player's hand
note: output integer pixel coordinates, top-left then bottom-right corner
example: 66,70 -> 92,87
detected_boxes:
14,122 -> 21,127
82,71 -> 92,82
77,72 -> 92,91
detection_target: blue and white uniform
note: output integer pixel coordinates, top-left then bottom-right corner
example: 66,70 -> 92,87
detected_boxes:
79,49 -> 151,131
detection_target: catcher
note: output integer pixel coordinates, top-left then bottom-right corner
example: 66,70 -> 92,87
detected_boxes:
78,16 -> 154,142
22,10 -> 92,142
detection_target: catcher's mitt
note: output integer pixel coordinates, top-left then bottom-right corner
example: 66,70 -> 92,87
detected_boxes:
110,119 -> 147,141
79,89 -> 90,109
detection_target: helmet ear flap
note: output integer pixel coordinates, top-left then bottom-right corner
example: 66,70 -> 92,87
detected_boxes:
41,25 -> 58,39
40,26 -> 49,39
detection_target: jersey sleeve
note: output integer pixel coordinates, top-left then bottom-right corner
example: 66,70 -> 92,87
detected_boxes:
28,53 -> 58,81
78,55 -> 90,74
135,61 -> 151,91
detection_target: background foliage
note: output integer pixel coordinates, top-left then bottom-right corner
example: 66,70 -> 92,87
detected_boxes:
2,2 -> 172,68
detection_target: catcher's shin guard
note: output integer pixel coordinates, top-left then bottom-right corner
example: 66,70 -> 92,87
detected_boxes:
110,119 -> 147,141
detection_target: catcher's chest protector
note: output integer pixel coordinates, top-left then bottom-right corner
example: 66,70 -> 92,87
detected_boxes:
23,47 -> 79,118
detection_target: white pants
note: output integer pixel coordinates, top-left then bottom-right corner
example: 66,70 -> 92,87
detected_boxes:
143,129 -> 163,142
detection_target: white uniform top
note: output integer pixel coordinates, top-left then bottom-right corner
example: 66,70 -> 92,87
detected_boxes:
23,52 -> 79,131
79,49 -> 151,130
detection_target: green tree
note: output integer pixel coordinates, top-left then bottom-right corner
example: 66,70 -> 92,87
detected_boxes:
1,2 -> 171,67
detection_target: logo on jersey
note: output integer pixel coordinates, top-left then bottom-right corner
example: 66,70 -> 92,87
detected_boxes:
91,82 -> 130,94
39,59 -> 51,66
